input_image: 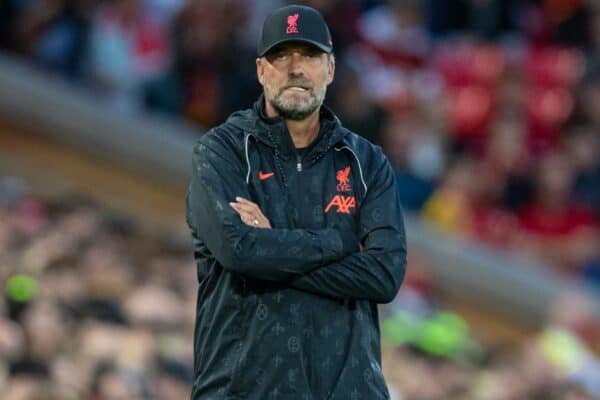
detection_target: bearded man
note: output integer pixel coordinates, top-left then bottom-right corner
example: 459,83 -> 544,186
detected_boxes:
185,5 -> 407,400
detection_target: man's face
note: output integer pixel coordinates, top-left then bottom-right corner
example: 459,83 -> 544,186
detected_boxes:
257,42 -> 334,120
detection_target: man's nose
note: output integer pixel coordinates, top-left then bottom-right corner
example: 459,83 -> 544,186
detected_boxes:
288,53 -> 305,75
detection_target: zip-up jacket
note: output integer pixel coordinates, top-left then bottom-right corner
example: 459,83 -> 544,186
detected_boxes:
185,96 -> 407,400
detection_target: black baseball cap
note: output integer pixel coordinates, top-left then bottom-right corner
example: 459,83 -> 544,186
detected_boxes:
257,5 -> 333,57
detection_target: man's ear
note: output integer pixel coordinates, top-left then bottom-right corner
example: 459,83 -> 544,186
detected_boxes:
326,56 -> 335,85
256,58 -> 264,86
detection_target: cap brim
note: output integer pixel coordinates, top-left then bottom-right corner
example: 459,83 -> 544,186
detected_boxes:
258,38 -> 332,57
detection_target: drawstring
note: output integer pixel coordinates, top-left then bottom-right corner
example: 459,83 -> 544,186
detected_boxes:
244,133 -> 252,184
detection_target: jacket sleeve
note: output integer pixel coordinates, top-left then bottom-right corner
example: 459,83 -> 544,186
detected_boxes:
186,133 -> 357,281
289,154 -> 407,304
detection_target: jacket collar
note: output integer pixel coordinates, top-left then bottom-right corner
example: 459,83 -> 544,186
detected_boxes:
247,94 -> 348,159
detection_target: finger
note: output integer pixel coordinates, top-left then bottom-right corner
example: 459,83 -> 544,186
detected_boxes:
232,198 -> 266,218
233,199 -> 266,217
229,202 -> 258,218
234,207 -> 267,225
235,197 -> 260,207
230,201 -> 259,214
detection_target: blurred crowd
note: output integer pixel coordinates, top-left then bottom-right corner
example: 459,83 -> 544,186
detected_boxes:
1,178 -> 599,399
0,177 -> 197,399
381,255 -> 600,399
2,0 -> 600,283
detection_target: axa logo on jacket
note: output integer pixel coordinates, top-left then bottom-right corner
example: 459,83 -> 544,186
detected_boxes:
325,195 -> 356,214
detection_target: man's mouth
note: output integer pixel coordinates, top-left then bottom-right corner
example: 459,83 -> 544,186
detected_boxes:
284,86 -> 310,92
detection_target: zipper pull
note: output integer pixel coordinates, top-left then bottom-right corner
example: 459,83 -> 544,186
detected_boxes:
296,154 -> 302,172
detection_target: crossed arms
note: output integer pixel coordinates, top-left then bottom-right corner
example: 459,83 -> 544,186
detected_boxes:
186,135 -> 407,303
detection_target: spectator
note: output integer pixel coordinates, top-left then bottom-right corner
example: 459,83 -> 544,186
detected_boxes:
577,68 -> 600,131
567,123 -> 600,216
468,117 -> 530,247
299,0 -> 362,54
88,0 -> 171,112
329,65 -> 386,145
383,112 -> 444,212
30,0 -> 90,79
0,0 -> 20,50
422,156 -> 474,234
357,0 -> 430,68
517,151 -> 599,270
145,0 -> 258,125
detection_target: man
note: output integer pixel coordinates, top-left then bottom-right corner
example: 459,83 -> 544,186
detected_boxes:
186,5 -> 406,400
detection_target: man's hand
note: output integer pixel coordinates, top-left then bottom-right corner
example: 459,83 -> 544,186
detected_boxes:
229,197 -> 272,229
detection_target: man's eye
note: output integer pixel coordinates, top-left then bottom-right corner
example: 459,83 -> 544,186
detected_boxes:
304,51 -> 321,59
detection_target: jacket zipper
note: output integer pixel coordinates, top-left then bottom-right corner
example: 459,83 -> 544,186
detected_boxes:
295,152 -> 304,227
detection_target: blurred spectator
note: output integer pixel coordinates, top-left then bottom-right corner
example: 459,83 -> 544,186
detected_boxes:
33,0 -> 91,79
517,151 -> 599,270
383,113 -> 444,211
6,0 -> 97,79
524,46 -> 583,153
144,0 -> 259,125
0,316 -> 25,364
329,65 -> 386,145
428,0 -> 521,39
468,117 -> 530,247
357,0 -> 430,67
88,0 -> 171,111
567,123 -> 600,215
21,301 -> 70,365
143,0 -> 186,22
532,293 -> 600,397
564,120 -> 600,285
298,0 -> 362,54
422,156 -> 474,234
0,0 -> 18,50
577,68 -> 600,131
520,0 -> 592,45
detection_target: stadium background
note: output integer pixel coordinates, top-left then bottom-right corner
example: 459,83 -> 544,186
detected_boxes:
0,0 -> 599,398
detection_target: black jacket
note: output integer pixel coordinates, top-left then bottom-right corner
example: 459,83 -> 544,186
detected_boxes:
186,96 -> 407,400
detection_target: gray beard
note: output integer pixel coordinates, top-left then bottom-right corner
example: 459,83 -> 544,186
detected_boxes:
269,89 -> 325,121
